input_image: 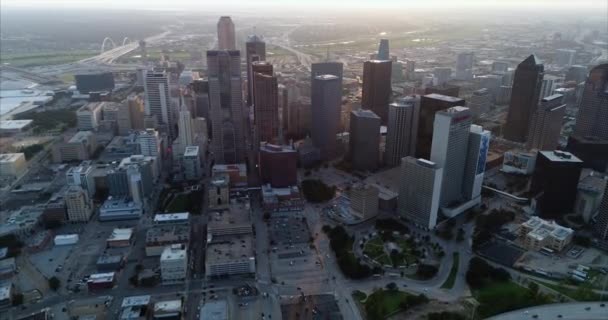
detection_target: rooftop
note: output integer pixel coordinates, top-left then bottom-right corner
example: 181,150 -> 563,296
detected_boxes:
88,272 -> 115,283
161,244 -> 187,261
184,146 -> 199,157
121,295 -> 151,308
206,235 -> 255,265
154,300 -> 182,313
146,225 -> 190,243
364,166 -> 401,201
351,109 -> 380,119
97,254 -> 123,265
0,153 -> 25,163
154,212 -> 189,223
101,196 -> 142,211
315,74 -> 339,81
424,93 -> 464,102
107,228 -> 134,242
0,119 -> 33,130
260,143 -> 296,153
0,282 -> 12,300
68,131 -> 94,144
540,150 -> 583,163
199,300 -> 228,320
207,203 -> 251,232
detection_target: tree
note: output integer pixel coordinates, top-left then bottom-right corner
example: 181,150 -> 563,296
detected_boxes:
12,293 -> 24,306
528,282 -> 540,297
49,276 -> 60,291
386,282 -> 398,291
416,264 -> 438,279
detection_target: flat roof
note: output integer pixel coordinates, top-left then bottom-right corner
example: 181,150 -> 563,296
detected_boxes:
199,300 -> 228,320
88,272 -> 115,283
101,197 -> 141,210
107,228 -> 134,241
0,153 -> 25,163
184,146 -> 199,157
351,109 -> 380,119
154,212 -> 189,223
424,93 -> 464,102
97,254 -> 123,264
161,245 -> 187,261
364,166 -> 401,200
154,300 -> 182,313
146,224 -> 190,243
0,282 -> 11,300
0,119 -> 33,130
207,204 -> 251,231
121,295 -> 151,308
206,235 -> 255,265
540,150 -> 582,163
315,74 -> 338,80
68,130 -> 94,143
260,143 -> 296,153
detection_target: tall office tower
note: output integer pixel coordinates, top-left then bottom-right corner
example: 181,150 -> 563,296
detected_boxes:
595,183 -> 608,240
349,110 -> 381,171
455,52 -> 474,80
350,183 -> 379,220
391,56 -> 404,82
468,88 -> 492,117
491,61 -> 509,74
496,85 -> 512,105
433,67 -> 452,86
246,34 -> 266,106
127,93 -> 145,130
573,64 -> 608,140
415,94 -> 465,159
183,146 -> 202,180
137,129 -> 161,158
430,106 -> 472,206
462,125 -> 490,200
539,75 -> 564,100
311,62 -> 343,87
144,70 -> 174,137
527,94 -> 566,150
399,157 -> 443,229
404,60 -> 416,81
190,79 -> 210,120
178,108 -> 194,150
65,186 -> 93,223
377,39 -> 389,60
311,75 -> 341,160
504,55 -> 544,142
207,50 -> 245,164
385,96 -> 419,167
279,84 -> 289,136
565,65 -> 588,83
259,143 -> 297,187
362,60 -> 392,123
555,49 -> 576,67
253,72 -> 279,145
502,70 -> 515,86
217,16 -> 235,50
530,151 -> 583,218
66,162 -> 95,198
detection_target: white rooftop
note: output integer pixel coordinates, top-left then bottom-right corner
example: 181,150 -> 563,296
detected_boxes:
0,119 -> 33,130
121,295 -> 151,308
154,299 -> 182,313
107,228 -> 133,241
154,212 -> 189,222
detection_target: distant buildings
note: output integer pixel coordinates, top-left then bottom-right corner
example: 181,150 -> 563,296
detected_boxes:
362,60 -> 392,123
575,170 -> 607,223
433,67 -> 452,86
217,16 -> 236,50
52,131 -> 98,163
0,153 -> 26,179
504,55 -> 544,142
183,146 -> 202,180
455,52 -> 474,80
565,65 -> 588,83
349,109 -> 381,171
572,64 -> 608,142
385,96 -> 419,167
207,50 -> 245,164
415,93 -> 464,159
76,102 -> 104,131
75,72 -> 115,94
311,74 -> 341,160
253,68 -> 280,145
160,244 -> 187,284
246,34 -> 266,106
530,150 -> 583,219
65,186 -> 93,223
136,129 -> 161,158
349,183 -> 379,220
259,143 -> 297,188
377,39 -> 389,60
144,70 -> 174,138
66,161 -> 96,198
595,180 -> 608,240
399,157 -> 443,229
555,49 -> 576,67
519,217 -> 573,252
526,94 -> 566,150
468,88 -> 491,117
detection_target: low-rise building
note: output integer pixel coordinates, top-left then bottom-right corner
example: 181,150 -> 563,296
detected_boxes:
153,299 -> 182,320
54,234 -> 79,246
0,281 -> 14,310
0,258 -> 16,280
65,185 -> 93,223
502,150 -> 537,175
160,244 -> 187,284
349,183 -> 379,220
153,212 -> 189,225
205,234 -> 256,278
120,295 -> 150,320
77,101 -> 105,130
261,185 -> 304,213
208,173 -> 230,210
99,196 -> 143,221
52,131 -> 98,163
0,153 -> 27,179
183,146 -> 202,181
0,119 -> 33,135
145,225 -> 190,256
87,272 -> 116,291
211,164 -> 247,188
96,254 -> 124,272
207,203 -> 252,237
519,217 -> 573,252
0,206 -> 43,240
199,300 -> 228,320
107,228 -> 134,248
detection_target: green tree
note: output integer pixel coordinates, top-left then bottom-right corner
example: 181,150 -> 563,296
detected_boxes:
49,276 -> 60,291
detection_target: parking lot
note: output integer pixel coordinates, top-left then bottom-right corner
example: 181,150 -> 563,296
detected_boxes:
269,217 -> 311,247
280,294 -> 343,320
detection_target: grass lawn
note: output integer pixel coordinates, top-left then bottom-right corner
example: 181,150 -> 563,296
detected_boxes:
365,289 -> 411,318
165,193 -> 190,213
1,51 -> 96,68
440,252 -> 460,289
538,280 -> 607,301
363,237 -> 385,259
352,290 -> 367,302
473,281 -> 553,318
376,254 -> 392,266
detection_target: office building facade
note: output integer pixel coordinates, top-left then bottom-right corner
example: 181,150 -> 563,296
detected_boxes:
349,109 -> 381,171
527,94 -> 566,150
246,34 -> 266,106
253,71 -> 279,145
399,157 -> 443,229
217,16 -> 235,50
415,93 -> 465,159
385,96 -> 419,167
259,143 -> 297,187
362,60 -> 392,123
311,75 -> 341,160
455,52 -> 474,80
144,70 -> 174,138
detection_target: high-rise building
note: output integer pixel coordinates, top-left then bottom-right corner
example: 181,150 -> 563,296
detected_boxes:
183,146 -> 202,180
539,75 -> 564,100
573,64 -> 608,141
491,61 -> 509,74
253,71 -> 279,145
362,60 -> 392,123
311,62 -> 343,83
77,102 -> 104,131
144,70 -> 174,137
349,110 -> 381,171
555,49 -> 576,67
496,85 -> 512,105
246,34 -> 266,106
349,183 -> 379,220
65,186 -> 93,223
311,75 -> 341,160
377,39 -> 389,60
136,129 -> 161,158
178,108 -> 194,150
565,65 -> 588,83
433,67 -> 452,86
404,60 -> 416,81
259,143 -> 297,187
468,88 -> 492,117
385,96 -> 419,167
160,244 -> 187,284
462,125 -> 491,201
504,55 -> 544,142
415,94 -> 465,159
594,182 -> 608,240
399,157 -> 443,229
477,74 -> 503,102
127,93 -> 145,130
207,50 -> 245,164
527,94 -> 566,150
430,106 -> 472,207
455,52 -> 474,80
217,16 -> 235,50
66,161 -> 95,198
530,151 -> 583,219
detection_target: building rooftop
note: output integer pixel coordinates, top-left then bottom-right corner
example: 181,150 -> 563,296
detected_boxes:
154,300 -> 182,313
146,225 -> 190,244
424,93 -> 463,102
88,272 -> 115,283
315,74 -> 339,81
154,212 -> 189,223
351,109 -> 380,119
78,101 -> 105,112
0,153 -> 25,163
161,244 -> 187,261
207,203 -> 251,233
121,295 -> 151,308
578,169 -> 608,193
523,217 -> 573,241
100,197 -> 142,212
184,146 -> 199,157
97,254 -> 123,265
540,150 -> 583,163
68,131 -> 94,143
364,166 -> 401,201
199,300 -> 228,320
0,119 -> 33,130
210,173 -> 230,187
259,143 -> 296,153
107,228 -> 134,242
206,235 -> 255,265
0,247 -> 7,260
0,282 -> 11,300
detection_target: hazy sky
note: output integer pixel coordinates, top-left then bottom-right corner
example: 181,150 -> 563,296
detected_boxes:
2,0 -> 606,10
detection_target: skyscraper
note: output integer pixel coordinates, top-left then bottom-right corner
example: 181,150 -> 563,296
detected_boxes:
415,93 -> 465,159
462,125 -> 491,201
362,60 -> 392,123
565,65 -> 588,83
455,52 -> 474,80
350,183 -> 379,220
430,106 -> 472,207
349,109 -> 381,171
217,16 -> 236,50
246,34 -> 266,106
311,62 -> 343,86
207,50 -> 245,164
144,70 -> 174,137
573,64 -> 608,141
433,67 -> 452,86
259,143 -> 297,187
539,75 -> 564,100
253,72 -> 279,145
468,88 -> 492,117
377,39 -> 389,60
504,55 -> 544,142
385,96 -> 419,167
594,181 -> 608,240
178,107 -> 194,150
399,157 -> 443,230
527,94 -> 566,150
311,75 -> 341,160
